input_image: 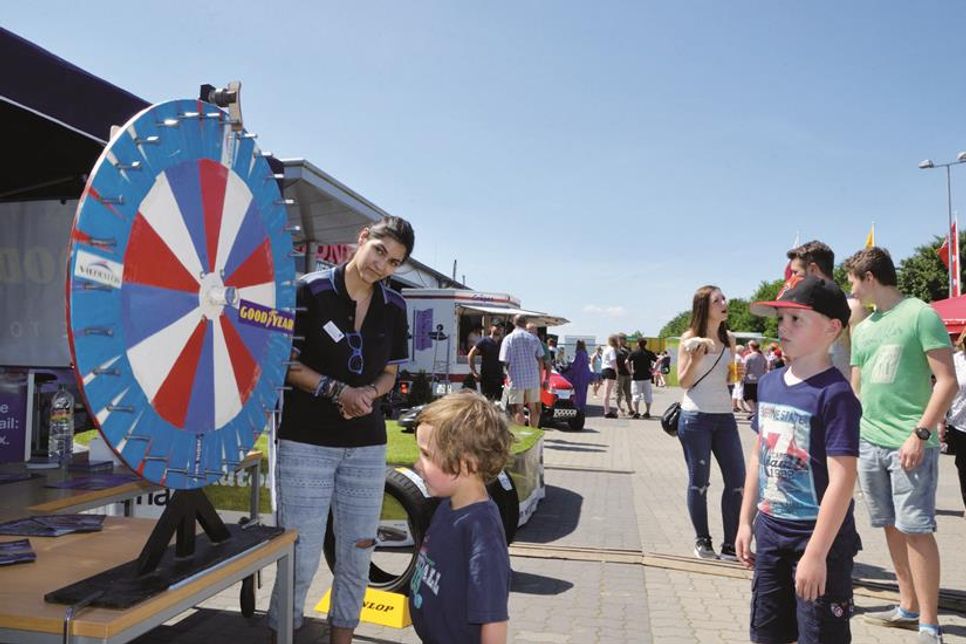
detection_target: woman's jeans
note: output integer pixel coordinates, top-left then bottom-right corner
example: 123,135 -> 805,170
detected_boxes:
268,440 -> 386,631
678,410 -> 745,546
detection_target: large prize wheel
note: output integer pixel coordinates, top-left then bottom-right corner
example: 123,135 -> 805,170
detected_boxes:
66,99 -> 295,490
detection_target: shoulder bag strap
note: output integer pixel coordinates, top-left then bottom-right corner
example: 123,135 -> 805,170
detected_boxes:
687,346 -> 726,391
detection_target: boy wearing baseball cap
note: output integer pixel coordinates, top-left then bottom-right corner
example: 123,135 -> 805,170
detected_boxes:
736,275 -> 863,643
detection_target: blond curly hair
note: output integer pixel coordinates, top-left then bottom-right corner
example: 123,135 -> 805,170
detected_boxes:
416,392 -> 514,481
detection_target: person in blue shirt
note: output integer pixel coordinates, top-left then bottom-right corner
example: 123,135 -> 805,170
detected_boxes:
737,275 -> 863,644
410,392 -> 513,644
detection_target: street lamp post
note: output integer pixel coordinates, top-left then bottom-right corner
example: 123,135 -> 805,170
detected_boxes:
919,152 -> 966,296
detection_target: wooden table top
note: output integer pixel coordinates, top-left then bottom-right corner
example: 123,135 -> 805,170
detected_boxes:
0,464 -> 157,523
0,516 -> 295,639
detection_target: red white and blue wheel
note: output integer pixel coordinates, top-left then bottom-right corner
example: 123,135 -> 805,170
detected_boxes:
66,99 -> 295,490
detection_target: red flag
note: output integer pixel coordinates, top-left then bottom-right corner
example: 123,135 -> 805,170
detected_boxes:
938,237 -> 950,269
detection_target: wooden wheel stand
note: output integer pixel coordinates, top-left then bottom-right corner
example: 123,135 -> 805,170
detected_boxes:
45,489 -> 282,609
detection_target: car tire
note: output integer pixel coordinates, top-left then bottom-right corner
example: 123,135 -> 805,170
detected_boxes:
567,410 -> 585,431
322,467 -> 433,595
539,406 -> 554,428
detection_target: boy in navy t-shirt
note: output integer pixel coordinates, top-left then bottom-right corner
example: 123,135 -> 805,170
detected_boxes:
738,276 -> 863,643
410,392 -> 513,644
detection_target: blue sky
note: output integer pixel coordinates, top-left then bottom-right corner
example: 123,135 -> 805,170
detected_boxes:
8,3 -> 966,342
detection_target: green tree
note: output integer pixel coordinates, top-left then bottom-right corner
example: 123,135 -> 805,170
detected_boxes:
725,298 -> 757,333
894,234 -> 963,303
747,278 -> 786,338
832,263 -> 851,293
658,310 -> 690,338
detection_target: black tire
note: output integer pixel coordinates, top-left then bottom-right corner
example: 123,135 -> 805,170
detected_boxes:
567,410 -> 586,431
487,470 -> 520,544
540,406 -> 554,428
322,467 -> 432,594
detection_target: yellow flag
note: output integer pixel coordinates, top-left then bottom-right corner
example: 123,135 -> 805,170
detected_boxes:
865,224 -> 875,248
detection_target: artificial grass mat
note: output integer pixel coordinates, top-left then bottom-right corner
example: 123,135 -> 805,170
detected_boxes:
74,421 -> 542,514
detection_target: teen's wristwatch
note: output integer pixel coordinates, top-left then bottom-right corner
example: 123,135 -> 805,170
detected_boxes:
914,426 -> 932,441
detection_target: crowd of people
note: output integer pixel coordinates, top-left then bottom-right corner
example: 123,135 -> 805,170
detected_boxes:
591,333 -> 671,419
672,240 -> 960,644
268,217 -> 966,643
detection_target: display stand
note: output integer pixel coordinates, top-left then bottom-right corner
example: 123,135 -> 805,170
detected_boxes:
45,84 -> 297,617
45,491 -> 283,608
136,489 -> 228,574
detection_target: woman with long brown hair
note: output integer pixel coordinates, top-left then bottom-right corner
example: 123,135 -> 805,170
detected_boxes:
677,285 -> 745,560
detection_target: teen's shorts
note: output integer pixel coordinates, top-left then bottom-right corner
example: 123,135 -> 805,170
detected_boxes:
858,439 -> 939,533
601,368 -> 617,381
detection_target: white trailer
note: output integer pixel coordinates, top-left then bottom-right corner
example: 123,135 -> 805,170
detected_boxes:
400,288 -> 568,387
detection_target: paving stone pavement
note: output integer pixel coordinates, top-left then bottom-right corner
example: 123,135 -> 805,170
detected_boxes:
130,384 -> 966,643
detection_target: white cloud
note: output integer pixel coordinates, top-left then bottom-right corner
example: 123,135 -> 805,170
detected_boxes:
582,304 -> 626,317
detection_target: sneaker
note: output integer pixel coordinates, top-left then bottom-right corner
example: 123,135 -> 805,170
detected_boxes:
862,606 -> 919,630
718,544 -> 738,562
693,537 -> 717,560
918,628 -> 944,643
604,411 -> 618,419
632,413 -> 641,419
642,412 -> 651,419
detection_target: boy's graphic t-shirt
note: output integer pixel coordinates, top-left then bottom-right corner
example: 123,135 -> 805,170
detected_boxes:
850,297 -> 951,449
409,497 -> 510,644
751,367 -> 861,534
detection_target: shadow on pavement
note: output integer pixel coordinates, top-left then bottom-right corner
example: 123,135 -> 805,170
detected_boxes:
510,570 -> 575,595
131,607 -> 285,643
544,438 -> 607,448
514,484 -> 582,543
936,508 -> 965,518
853,561 -> 894,581
543,444 -> 606,453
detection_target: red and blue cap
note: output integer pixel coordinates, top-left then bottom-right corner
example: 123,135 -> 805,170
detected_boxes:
750,275 -> 850,326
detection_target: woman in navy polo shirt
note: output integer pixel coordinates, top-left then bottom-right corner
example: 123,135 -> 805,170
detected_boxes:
268,216 -> 414,643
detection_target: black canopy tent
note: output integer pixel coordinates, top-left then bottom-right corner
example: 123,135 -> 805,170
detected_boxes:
0,26 -> 150,202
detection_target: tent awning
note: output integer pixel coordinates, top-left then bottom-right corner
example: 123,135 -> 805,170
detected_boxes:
457,303 -> 569,327
1,27 -> 149,201
931,295 -> 966,334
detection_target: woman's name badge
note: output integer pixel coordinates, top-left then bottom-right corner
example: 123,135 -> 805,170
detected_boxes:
324,321 -> 345,343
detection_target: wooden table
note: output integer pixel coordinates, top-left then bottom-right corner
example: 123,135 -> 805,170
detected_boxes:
0,517 -> 295,643
0,466 -> 157,523
0,449 -> 264,523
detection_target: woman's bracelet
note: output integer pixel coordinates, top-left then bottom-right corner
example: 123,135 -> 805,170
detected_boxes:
313,375 -> 348,401
312,376 -> 330,398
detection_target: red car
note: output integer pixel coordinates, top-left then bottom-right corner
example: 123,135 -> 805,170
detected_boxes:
541,368 -> 584,430
504,367 -> 583,431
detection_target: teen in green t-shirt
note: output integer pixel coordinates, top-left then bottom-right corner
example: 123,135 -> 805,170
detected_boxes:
846,247 -> 957,643
851,297 -> 951,449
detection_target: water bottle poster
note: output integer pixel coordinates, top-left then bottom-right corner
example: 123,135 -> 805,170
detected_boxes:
0,370 -> 29,463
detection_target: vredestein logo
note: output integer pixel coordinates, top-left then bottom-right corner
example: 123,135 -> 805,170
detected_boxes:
74,249 -> 123,289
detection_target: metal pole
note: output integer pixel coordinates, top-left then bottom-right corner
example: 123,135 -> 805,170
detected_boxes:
949,165 -> 955,296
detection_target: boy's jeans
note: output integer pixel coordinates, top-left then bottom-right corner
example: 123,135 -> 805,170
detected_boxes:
678,410 -> 745,545
268,439 -> 386,631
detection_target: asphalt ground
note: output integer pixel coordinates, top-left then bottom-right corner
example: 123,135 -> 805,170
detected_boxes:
126,384 -> 966,643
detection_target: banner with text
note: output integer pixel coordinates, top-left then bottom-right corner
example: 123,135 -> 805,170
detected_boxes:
0,201 -> 75,366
